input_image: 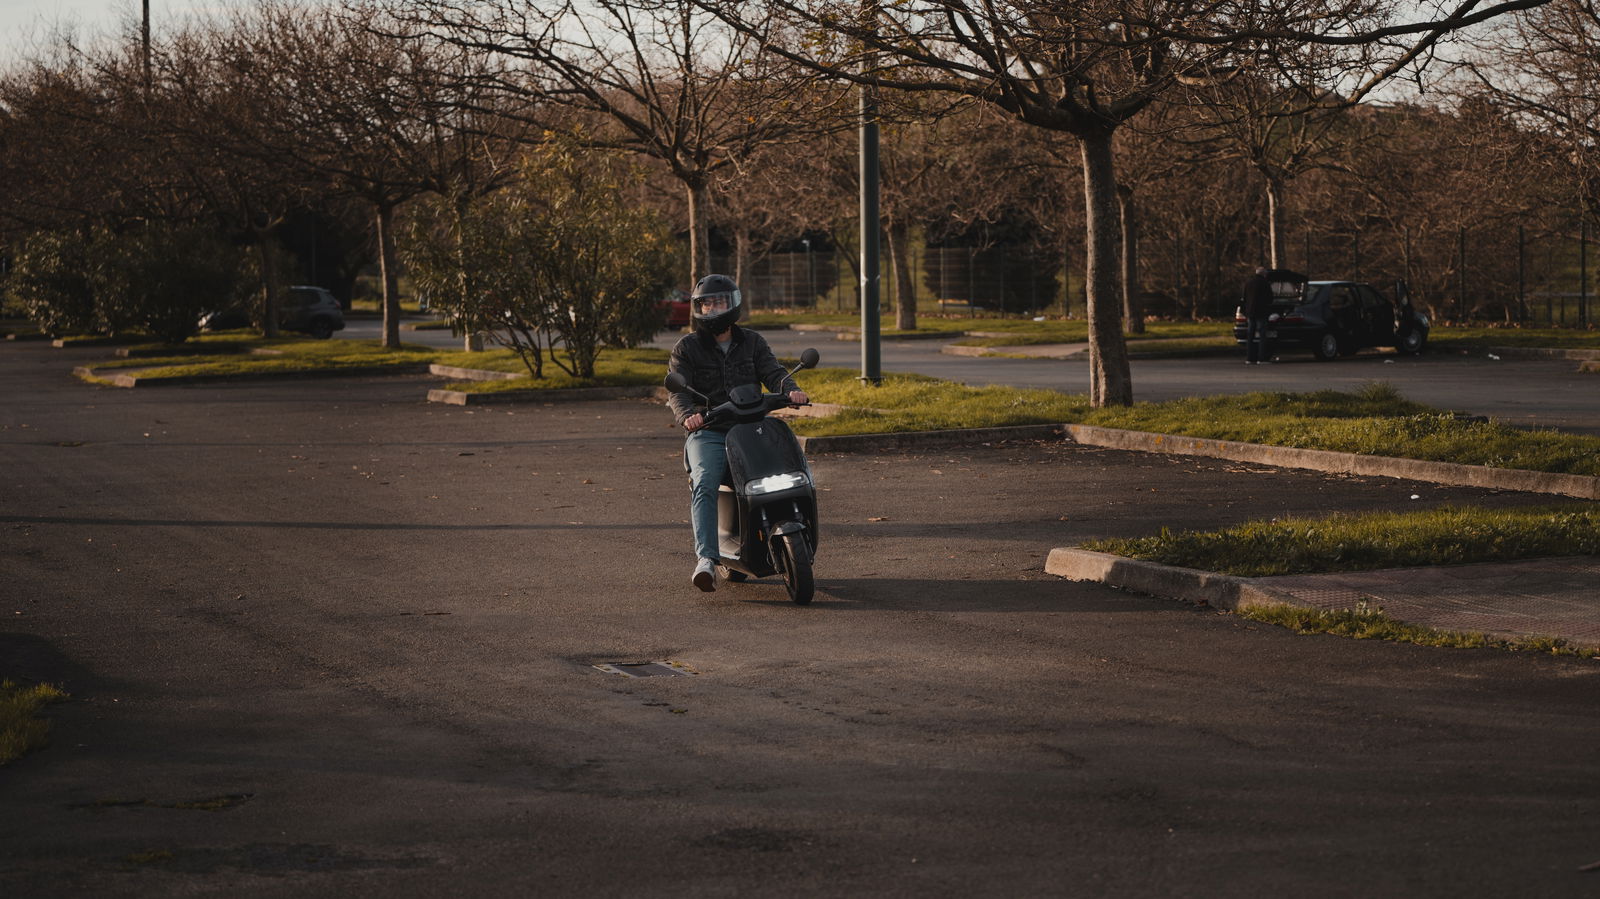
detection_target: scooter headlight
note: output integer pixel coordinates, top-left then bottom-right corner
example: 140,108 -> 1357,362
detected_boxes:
746,471 -> 809,495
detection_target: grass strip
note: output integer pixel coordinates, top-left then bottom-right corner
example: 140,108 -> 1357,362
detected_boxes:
1082,382 -> 1600,476
1083,504 -> 1600,577
1240,603 -> 1596,657
440,348 -> 670,392
793,368 -> 1091,435
953,322 -> 1229,347
1,679 -> 69,765
797,377 -> 1600,477
85,339 -> 439,380
1429,326 -> 1600,350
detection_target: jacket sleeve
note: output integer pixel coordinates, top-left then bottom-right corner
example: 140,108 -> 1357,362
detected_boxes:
666,340 -> 696,426
752,332 -> 798,395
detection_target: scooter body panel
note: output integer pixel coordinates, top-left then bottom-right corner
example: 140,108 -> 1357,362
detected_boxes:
716,417 -> 817,579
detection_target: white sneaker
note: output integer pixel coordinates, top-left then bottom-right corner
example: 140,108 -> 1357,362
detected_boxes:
692,557 -> 716,592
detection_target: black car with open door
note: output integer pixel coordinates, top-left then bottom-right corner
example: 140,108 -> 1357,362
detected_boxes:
1235,274 -> 1429,360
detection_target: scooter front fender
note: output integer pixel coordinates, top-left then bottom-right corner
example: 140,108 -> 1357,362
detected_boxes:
769,519 -> 805,537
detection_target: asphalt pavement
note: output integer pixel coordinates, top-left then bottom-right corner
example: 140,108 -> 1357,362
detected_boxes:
3,340 -> 1599,896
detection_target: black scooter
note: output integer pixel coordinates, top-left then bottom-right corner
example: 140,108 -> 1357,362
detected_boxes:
665,348 -> 821,604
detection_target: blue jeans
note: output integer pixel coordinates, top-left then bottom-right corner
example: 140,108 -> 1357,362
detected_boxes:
1245,318 -> 1271,363
684,429 -> 727,561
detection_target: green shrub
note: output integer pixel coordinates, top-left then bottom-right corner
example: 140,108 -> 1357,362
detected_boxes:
7,230 -> 97,337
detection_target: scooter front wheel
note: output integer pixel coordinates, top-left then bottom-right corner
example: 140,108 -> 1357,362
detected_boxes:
776,532 -> 814,605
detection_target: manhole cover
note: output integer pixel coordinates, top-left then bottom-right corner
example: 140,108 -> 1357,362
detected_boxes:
593,660 -> 697,678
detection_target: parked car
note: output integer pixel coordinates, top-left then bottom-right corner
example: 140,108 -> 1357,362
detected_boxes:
658,290 -> 691,329
199,285 -> 346,339
279,286 -> 345,338
1235,272 -> 1429,360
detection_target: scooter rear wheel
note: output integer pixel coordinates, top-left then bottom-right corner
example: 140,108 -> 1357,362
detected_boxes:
777,533 -> 814,605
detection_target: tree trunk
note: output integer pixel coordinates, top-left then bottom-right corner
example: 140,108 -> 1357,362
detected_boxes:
1265,175 -> 1285,269
375,201 -> 401,349
253,229 -> 281,339
686,178 -> 709,282
1117,184 -> 1144,335
1080,130 -> 1133,407
888,219 -> 917,331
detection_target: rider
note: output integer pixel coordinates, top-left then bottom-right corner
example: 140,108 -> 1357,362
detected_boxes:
666,274 -> 808,592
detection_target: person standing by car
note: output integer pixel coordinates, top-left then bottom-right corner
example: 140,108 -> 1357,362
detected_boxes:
1242,266 -> 1274,365
666,274 -> 808,592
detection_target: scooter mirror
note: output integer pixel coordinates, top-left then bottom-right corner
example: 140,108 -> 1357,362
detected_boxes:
799,348 -> 820,369
664,371 -> 690,393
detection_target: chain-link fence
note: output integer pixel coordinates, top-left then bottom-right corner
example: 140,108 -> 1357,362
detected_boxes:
724,223 -> 1599,327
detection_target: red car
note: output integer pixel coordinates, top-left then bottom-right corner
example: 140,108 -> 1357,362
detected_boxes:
658,291 -> 691,329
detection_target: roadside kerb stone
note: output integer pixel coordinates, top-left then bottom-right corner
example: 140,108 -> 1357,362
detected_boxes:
942,342 -> 1088,359
832,330 -> 957,342
428,363 -> 523,381
1061,423 -> 1600,500
75,363 -> 432,387
1481,345 -> 1600,361
427,384 -> 667,405
112,346 -> 286,359
1045,547 -> 1294,612
798,423 -> 1065,453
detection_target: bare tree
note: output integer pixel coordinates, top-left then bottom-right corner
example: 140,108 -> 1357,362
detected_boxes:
697,0 -> 1553,406
386,0 -> 845,283
203,1 -> 467,348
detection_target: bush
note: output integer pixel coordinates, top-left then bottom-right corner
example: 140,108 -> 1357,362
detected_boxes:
403,139 -> 676,380
90,223 -> 248,343
6,230 -> 97,337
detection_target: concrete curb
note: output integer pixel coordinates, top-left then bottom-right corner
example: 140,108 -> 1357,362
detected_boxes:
941,342 -> 1089,359
831,330 -> 955,342
75,363 -> 432,388
111,347 -> 285,359
1044,548 -> 1296,612
428,363 -> 522,381
942,343 -> 1006,357
798,423 -> 1065,454
427,385 -> 667,406
1061,423 -> 1600,500
1482,345 -> 1600,361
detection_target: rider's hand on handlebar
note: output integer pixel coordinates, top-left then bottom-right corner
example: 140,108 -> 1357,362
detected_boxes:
683,413 -> 706,431
788,390 -> 809,406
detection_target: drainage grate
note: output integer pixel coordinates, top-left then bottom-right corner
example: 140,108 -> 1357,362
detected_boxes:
593,660 -> 697,678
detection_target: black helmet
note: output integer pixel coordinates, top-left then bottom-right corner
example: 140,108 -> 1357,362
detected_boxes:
690,273 -> 743,334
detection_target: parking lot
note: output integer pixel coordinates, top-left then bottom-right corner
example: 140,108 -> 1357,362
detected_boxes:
3,342 -> 1597,896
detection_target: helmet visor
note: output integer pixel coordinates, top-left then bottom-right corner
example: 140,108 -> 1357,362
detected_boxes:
692,290 -> 738,317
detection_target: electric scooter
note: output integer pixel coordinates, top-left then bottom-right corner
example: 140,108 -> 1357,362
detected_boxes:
665,348 -> 821,604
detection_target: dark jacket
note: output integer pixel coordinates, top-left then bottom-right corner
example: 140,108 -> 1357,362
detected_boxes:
1242,272 -> 1274,319
666,325 -> 797,431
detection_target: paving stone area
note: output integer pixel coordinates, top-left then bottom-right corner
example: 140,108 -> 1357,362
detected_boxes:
1258,557 -> 1600,647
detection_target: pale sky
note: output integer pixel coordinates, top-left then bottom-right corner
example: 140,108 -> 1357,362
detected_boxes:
1,0 -> 246,63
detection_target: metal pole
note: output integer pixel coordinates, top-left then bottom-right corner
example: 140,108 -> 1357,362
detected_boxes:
1517,225 -> 1526,323
859,82 -> 881,384
967,247 -> 975,318
804,239 -> 815,307
142,0 -> 152,90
